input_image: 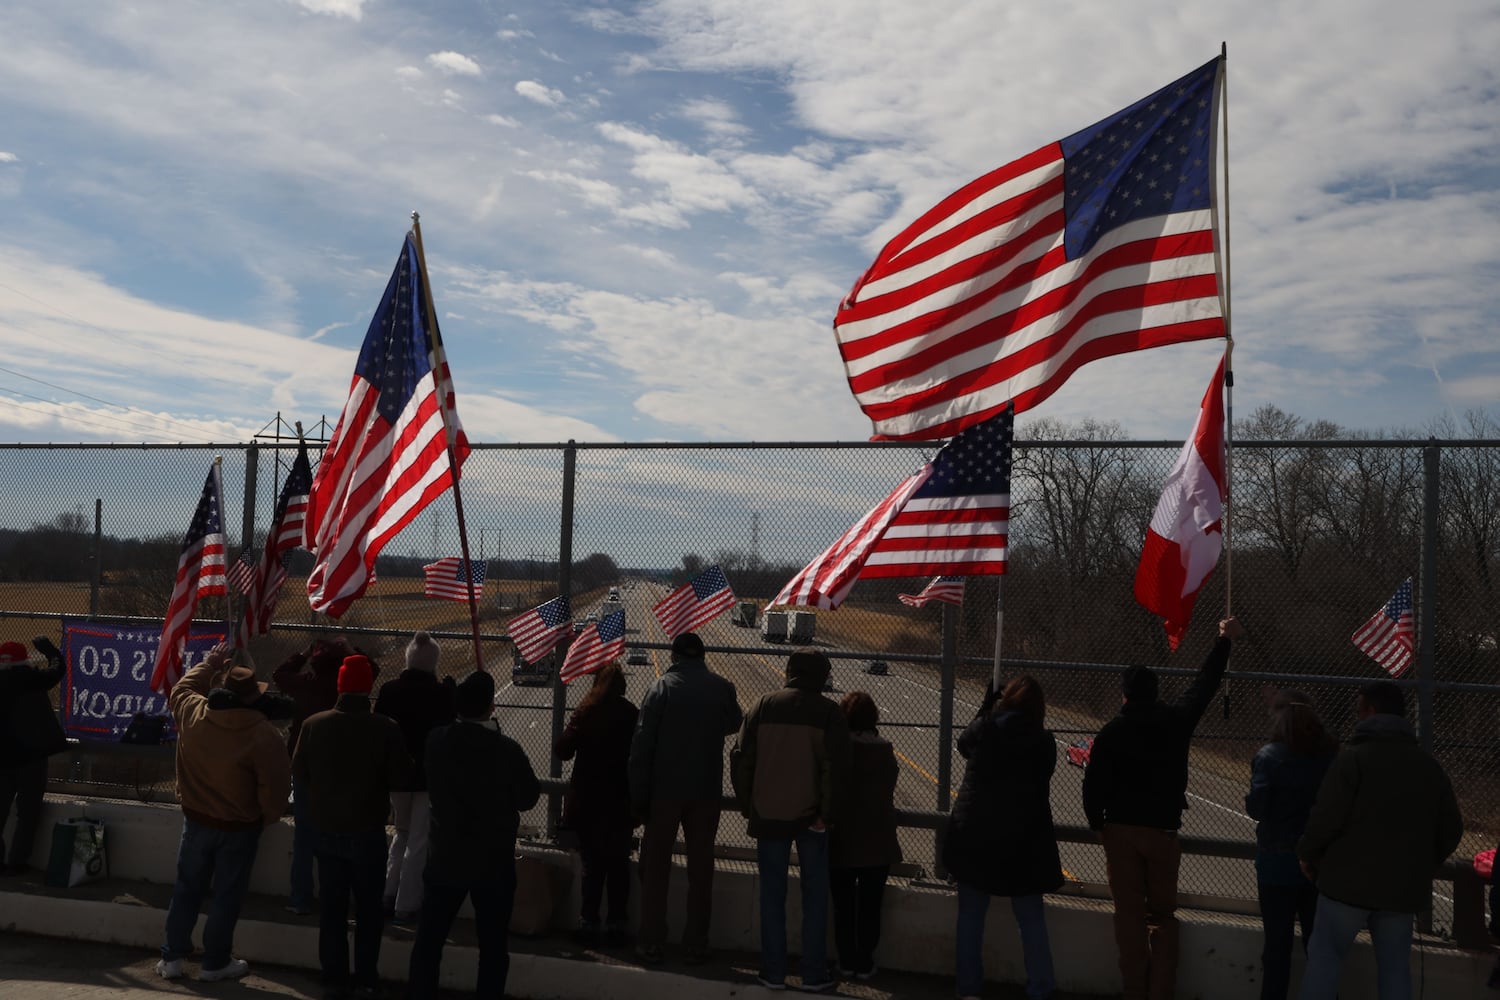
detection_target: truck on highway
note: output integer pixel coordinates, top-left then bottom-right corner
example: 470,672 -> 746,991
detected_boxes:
761,610 -> 789,643
787,610 -> 816,643
731,600 -> 759,627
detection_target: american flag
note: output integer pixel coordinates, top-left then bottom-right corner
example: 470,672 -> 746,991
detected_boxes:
423,557 -> 488,601
226,550 -> 257,596
560,607 -> 626,684
507,595 -> 572,665
771,405 -> 1012,610
1351,578 -> 1414,678
151,462 -> 228,694
898,576 -> 966,608
238,441 -> 313,645
304,232 -> 469,618
651,565 -> 736,639
835,58 -> 1225,441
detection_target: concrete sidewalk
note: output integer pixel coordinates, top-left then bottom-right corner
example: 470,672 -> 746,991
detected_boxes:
0,870 -> 1089,999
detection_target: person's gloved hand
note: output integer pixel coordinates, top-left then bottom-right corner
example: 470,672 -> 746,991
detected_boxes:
31,635 -> 62,663
979,680 -> 1001,716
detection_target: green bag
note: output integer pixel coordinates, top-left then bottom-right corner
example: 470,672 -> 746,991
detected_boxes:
44,817 -> 108,888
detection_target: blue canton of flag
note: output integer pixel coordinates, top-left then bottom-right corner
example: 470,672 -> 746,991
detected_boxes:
423,557 -> 487,601
1351,577 -> 1415,678
507,595 -> 573,665
651,564 -> 737,639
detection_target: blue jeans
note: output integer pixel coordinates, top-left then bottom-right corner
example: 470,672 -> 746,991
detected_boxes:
1298,894 -> 1413,1000
756,827 -> 831,985
955,882 -> 1055,1000
160,818 -> 262,970
314,829 -> 388,991
1258,878 -> 1317,1000
289,776 -> 316,909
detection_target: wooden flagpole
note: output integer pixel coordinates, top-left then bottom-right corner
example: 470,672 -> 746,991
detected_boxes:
1215,42 -> 1235,716
214,454 -> 230,639
409,212 -> 486,672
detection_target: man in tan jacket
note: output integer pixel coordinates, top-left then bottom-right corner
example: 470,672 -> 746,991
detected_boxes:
156,643 -> 291,983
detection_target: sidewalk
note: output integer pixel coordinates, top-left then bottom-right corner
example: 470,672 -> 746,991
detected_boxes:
0,870 -> 1098,999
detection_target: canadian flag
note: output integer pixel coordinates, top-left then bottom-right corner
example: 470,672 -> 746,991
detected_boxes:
1134,359 -> 1227,649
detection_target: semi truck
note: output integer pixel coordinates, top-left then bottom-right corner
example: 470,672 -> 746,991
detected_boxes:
787,610 -> 816,644
761,610 -> 789,642
731,600 -> 759,627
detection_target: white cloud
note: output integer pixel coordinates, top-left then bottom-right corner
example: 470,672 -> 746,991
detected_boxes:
484,113 -> 519,128
514,80 -> 565,106
394,66 -> 423,82
427,51 -> 481,77
0,152 -> 17,163
680,97 -> 748,140
289,0 -> 366,19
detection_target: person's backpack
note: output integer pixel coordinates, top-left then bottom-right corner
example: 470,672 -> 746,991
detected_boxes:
120,713 -> 166,746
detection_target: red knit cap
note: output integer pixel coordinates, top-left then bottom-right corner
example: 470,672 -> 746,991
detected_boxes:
0,642 -> 27,664
338,654 -> 374,694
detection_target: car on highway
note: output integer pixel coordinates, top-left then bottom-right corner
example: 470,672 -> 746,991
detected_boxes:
512,655 -> 552,687
864,660 -> 889,676
626,647 -> 649,666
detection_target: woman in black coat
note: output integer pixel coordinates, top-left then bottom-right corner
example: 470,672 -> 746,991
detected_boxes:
556,662 -> 638,944
941,675 -> 1062,1000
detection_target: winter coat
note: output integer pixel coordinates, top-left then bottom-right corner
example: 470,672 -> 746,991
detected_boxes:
292,694 -> 411,833
271,644 -> 347,756
1245,740 -> 1336,885
828,731 -> 902,870
732,655 -> 851,840
628,656 -> 742,812
373,668 -> 456,791
425,719 -> 541,885
1297,714 -> 1464,913
1082,636 -> 1232,831
557,694 -> 638,836
0,651 -> 67,767
170,660 -> 292,831
942,709 -> 1063,897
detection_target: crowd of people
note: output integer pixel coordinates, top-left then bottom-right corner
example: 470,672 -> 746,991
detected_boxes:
0,620 -> 1483,1000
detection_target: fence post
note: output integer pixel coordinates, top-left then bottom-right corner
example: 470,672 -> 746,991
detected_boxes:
933,600 -> 957,879
548,441 -> 578,839
1418,440 -> 1440,934
241,441 -> 259,555
89,498 -> 102,619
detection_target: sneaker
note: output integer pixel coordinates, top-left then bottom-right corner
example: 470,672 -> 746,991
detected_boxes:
796,978 -> 836,993
635,944 -> 664,966
755,973 -> 787,991
198,958 -> 250,982
154,958 -> 184,980
856,963 -> 878,981
285,903 -> 313,916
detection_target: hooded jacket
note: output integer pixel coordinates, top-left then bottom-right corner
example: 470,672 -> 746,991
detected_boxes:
271,639 -> 352,756
425,718 -> 541,884
627,655 -> 742,812
732,651 -> 851,840
170,660 -> 292,831
1297,713 -> 1463,912
0,646 -> 67,768
373,668 -> 456,791
293,693 -> 412,833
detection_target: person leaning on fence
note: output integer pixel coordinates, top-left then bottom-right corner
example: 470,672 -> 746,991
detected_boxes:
155,643 -> 291,983
408,669 -> 541,1000
556,660 -> 639,947
732,648 -> 851,993
942,675 -> 1063,1000
292,653 -> 412,1000
0,637 -> 67,877
372,631 -> 456,926
627,631 -> 743,966
1081,615 -> 1243,1000
1294,680 -> 1463,1000
1244,689 -> 1338,1000
827,690 -> 901,983
273,635 -> 358,916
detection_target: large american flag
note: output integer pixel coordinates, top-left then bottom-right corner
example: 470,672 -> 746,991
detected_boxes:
898,576 -> 966,608
835,58 -> 1225,441
1351,578 -> 1414,678
507,595 -> 572,665
651,565 -> 736,639
238,440 -> 313,645
560,607 -> 626,684
304,232 -> 469,618
771,405 -> 1012,610
423,557 -> 487,602
151,462 -> 228,694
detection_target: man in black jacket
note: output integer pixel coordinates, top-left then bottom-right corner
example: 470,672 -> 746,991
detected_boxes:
1081,616 -> 1242,1000
408,670 -> 540,1000
0,637 -> 67,875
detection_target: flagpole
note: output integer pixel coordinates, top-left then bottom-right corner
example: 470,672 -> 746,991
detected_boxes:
214,454 -> 229,639
991,576 -> 1005,692
1215,42 -> 1234,619
409,212 -> 485,672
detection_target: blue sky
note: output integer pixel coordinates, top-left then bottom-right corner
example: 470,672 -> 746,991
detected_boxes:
0,0 -> 1496,447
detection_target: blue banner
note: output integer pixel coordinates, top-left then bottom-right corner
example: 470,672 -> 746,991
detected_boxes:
60,617 -> 227,742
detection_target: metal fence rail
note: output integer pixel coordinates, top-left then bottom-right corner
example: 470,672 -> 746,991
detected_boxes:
5,435 -> 1497,917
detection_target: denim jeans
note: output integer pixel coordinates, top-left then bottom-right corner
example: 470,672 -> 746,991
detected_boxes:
289,776 -> 317,910
408,866 -> 518,999
160,818 -> 262,970
1298,894 -> 1413,1000
756,827 -> 831,985
955,882 -> 1056,1000
314,829 -> 388,991
1258,878 -> 1317,1000
829,865 -> 889,975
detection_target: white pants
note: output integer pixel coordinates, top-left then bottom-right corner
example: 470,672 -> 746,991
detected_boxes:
384,791 -> 430,913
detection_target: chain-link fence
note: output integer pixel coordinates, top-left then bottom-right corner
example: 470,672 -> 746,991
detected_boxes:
2,436 -> 1496,909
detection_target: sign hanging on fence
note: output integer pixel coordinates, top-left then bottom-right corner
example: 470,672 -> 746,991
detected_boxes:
60,617 -> 227,742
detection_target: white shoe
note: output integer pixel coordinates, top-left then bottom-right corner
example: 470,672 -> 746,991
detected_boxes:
198,958 -> 250,981
154,958 -> 183,980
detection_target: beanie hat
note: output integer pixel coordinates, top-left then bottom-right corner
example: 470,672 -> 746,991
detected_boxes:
1122,665 -> 1159,702
671,632 -> 705,659
0,641 -> 28,665
338,654 -> 375,694
406,631 -> 440,674
455,671 -> 495,719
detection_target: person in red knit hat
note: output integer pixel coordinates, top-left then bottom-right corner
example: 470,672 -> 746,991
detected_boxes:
0,637 -> 67,875
293,653 -> 412,1000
